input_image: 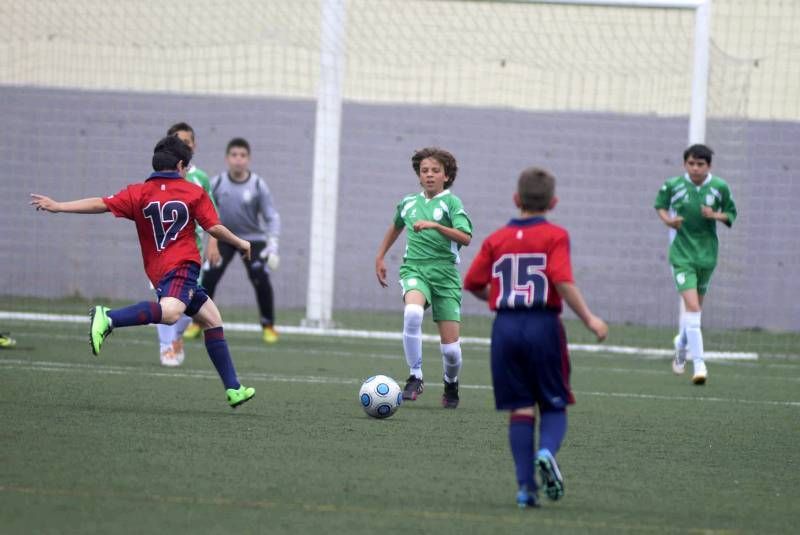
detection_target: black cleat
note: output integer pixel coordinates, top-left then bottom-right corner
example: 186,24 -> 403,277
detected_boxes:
402,375 -> 424,400
442,379 -> 459,409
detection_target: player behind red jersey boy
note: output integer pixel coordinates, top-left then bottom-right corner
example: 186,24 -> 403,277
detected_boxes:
30,135 -> 256,408
464,167 -> 607,508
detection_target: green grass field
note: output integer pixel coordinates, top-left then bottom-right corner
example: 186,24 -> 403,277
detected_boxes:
1,309 -> 799,534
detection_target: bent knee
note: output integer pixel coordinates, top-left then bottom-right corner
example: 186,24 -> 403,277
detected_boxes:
158,302 -> 184,325
160,310 -> 182,325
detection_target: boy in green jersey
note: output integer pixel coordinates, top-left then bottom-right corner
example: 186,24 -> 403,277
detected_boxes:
156,122 -> 217,367
375,148 -> 472,408
654,144 -> 737,384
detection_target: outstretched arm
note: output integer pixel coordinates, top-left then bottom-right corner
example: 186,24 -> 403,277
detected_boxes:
375,224 -> 404,288
555,282 -> 608,342
207,224 -> 251,261
30,194 -> 108,214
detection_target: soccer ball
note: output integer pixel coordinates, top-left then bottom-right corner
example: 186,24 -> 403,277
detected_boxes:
359,375 -> 402,418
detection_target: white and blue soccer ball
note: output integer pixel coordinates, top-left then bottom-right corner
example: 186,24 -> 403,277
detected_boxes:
359,375 -> 402,418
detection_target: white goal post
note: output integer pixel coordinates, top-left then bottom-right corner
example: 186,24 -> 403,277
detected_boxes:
303,0 -> 712,327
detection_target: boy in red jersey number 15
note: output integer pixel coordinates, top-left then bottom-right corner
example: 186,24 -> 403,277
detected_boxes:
464,167 -> 607,508
30,135 -> 256,409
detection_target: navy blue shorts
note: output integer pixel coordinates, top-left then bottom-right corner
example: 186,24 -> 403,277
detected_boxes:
155,263 -> 208,317
490,309 -> 575,411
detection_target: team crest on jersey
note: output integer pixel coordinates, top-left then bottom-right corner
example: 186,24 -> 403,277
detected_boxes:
705,194 -> 714,206
433,207 -> 443,221
243,190 -> 253,203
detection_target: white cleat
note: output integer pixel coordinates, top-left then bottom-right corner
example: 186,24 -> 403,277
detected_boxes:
692,360 -> 707,385
160,340 -> 185,367
672,335 -> 687,375
172,337 -> 186,365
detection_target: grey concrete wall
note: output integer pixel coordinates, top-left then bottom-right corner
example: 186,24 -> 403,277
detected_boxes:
1,86 -> 798,331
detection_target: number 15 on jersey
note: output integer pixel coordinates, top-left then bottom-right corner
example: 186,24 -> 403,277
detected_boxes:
492,253 -> 549,309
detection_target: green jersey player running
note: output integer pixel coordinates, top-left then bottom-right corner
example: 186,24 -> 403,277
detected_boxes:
375,147 -> 472,408
156,122 -> 217,367
654,144 -> 737,384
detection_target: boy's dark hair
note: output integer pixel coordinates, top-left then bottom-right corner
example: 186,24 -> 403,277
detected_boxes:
683,143 -> 714,164
518,167 -> 555,212
152,135 -> 192,171
226,137 -> 251,155
167,122 -> 195,140
412,147 -> 458,189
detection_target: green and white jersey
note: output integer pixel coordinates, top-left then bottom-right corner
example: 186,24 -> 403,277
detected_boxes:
185,165 -> 216,254
654,173 -> 737,269
393,190 -> 472,264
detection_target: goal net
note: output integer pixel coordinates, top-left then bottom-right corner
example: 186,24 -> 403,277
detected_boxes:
1,0 -> 797,357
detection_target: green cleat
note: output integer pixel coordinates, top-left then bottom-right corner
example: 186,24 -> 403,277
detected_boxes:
89,306 -> 113,356
0,333 -> 17,349
227,385 -> 255,408
536,449 -> 565,501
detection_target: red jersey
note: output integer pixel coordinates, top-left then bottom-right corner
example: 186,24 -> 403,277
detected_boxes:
464,216 -> 573,312
103,172 -> 220,285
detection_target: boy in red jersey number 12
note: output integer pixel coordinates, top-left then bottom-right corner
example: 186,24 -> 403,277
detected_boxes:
464,167 -> 607,508
30,135 -> 256,409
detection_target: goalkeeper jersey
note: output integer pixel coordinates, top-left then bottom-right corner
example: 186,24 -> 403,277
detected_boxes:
185,165 -> 216,254
654,174 -> 737,269
393,190 -> 472,264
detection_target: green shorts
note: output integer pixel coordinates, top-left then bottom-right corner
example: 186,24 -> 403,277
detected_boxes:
398,262 -> 462,322
672,265 -> 715,295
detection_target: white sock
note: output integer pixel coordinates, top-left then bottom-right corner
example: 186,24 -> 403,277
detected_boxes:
157,323 -> 176,346
441,341 -> 462,383
677,312 -> 688,348
403,304 -> 424,378
685,311 -> 704,365
173,315 -> 193,338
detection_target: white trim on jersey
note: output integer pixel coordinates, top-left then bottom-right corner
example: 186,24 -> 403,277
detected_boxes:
683,172 -> 712,189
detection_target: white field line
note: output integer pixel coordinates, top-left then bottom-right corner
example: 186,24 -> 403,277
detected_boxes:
2,328 -> 796,382
1,358 -> 798,408
0,310 -> 759,361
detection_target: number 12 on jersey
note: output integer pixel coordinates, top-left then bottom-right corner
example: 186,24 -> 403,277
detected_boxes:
143,201 -> 190,251
492,253 -> 549,309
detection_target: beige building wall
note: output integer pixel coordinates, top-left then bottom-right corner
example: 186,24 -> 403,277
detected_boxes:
0,0 -> 797,120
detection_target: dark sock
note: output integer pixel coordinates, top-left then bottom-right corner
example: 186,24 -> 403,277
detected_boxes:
539,410 -> 568,455
204,327 -> 240,390
509,413 -> 536,490
107,302 -> 162,328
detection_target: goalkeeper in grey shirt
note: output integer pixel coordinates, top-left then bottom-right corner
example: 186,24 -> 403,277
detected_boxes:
189,137 -> 282,344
